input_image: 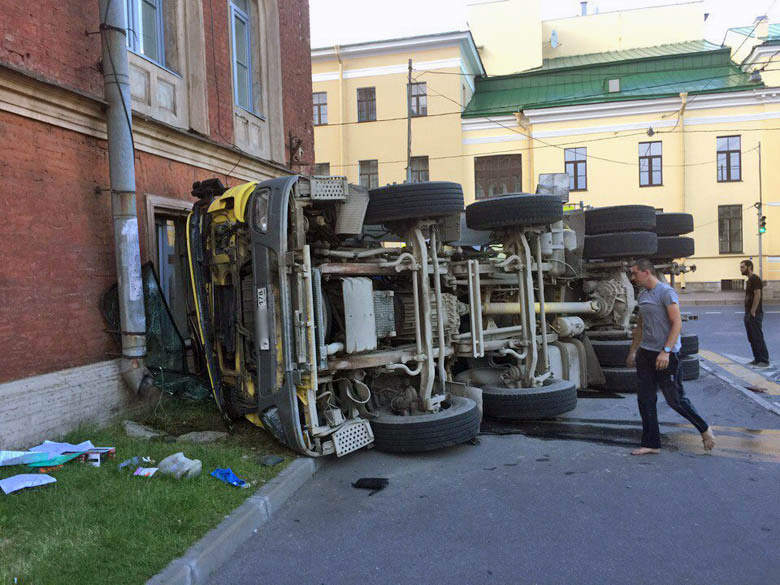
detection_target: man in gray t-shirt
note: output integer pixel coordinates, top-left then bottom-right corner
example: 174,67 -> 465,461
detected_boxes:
626,259 -> 715,455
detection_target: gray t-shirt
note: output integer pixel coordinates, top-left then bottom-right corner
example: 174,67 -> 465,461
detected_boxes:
638,282 -> 681,353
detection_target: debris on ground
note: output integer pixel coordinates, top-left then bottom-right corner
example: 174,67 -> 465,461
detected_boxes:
0,473 -> 57,495
158,452 -> 202,479
351,477 -> 389,496
258,455 -> 284,467
176,431 -> 229,444
122,420 -> 167,440
0,451 -> 50,467
210,468 -> 249,488
133,467 -> 158,477
29,440 -> 95,455
745,385 -> 768,394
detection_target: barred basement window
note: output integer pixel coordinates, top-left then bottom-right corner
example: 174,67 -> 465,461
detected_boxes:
359,159 -> 378,189
718,205 -> 743,254
474,154 -> 522,199
313,162 -> 330,176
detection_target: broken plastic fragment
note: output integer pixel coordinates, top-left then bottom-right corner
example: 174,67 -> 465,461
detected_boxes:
351,477 -> 389,496
210,468 -> 248,488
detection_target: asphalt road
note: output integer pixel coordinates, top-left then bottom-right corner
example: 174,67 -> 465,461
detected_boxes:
208,328 -> 780,585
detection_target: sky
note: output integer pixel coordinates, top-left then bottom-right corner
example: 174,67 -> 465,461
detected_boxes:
309,0 -> 780,49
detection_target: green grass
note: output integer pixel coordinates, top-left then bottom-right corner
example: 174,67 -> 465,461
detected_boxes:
0,396 -> 295,585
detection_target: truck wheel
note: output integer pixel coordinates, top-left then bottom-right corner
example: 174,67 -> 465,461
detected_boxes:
655,213 -> 694,236
583,231 -> 657,259
680,333 -> 699,357
370,395 -> 480,453
585,205 -> 656,235
465,194 -> 563,230
591,339 -> 633,367
681,355 -> 700,381
597,367 -> 639,393
652,236 -> 695,260
481,378 -> 576,420
363,182 -> 464,224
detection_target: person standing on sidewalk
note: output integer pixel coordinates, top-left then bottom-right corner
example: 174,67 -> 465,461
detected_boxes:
626,259 -> 716,455
740,260 -> 770,367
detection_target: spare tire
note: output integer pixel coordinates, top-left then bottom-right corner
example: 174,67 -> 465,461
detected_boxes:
585,205 -> 656,235
465,194 -> 563,230
482,378 -> 576,420
364,182 -> 464,224
680,333 -> 699,357
591,339 -> 633,367
653,236 -> 695,260
655,213 -> 694,236
370,395 -> 480,453
584,231 -> 657,260
597,367 -> 639,393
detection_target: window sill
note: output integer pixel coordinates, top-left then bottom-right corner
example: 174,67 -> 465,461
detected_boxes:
717,179 -> 743,183
235,104 -> 267,122
357,119 -> 376,123
639,184 -> 664,188
128,49 -> 182,79
570,188 -> 587,192
718,252 -> 744,256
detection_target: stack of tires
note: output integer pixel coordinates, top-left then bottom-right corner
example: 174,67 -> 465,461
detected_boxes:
653,212 -> 695,262
590,332 -> 700,393
583,205 -> 657,260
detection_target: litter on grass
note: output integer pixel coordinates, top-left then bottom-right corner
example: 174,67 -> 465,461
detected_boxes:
158,452 -> 202,479
29,440 -> 95,455
258,455 -> 284,467
0,474 -> 56,495
211,468 -> 249,488
0,451 -> 50,467
133,467 -> 158,477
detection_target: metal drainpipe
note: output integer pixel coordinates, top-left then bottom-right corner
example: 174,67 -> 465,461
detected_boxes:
99,0 -> 151,393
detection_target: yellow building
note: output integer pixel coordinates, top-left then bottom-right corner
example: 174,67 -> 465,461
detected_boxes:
311,1 -> 780,292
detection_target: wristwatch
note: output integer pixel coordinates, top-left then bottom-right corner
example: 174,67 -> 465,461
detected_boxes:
663,346 -> 672,353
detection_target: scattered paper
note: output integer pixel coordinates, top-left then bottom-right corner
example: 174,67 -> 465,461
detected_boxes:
133,467 -> 158,477
0,451 -> 50,467
29,440 -> 95,456
0,473 -> 57,495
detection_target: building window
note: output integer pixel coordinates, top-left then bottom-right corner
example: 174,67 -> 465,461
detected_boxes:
410,156 -> 429,183
125,0 -> 165,66
313,163 -> 330,176
474,154 -> 522,199
313,92 -> 327,126
359,160 -> 379,189
408,82 -> 427,117
357,87 -> 376,122
564,148 -> 587,191
717,136 -> 741,182
718,205 -> 743,254
230,0 -> 254,112
639,141 -> 662,187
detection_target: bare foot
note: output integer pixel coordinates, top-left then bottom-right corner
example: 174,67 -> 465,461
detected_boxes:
701,428 -> 715,452
631,447 -> 661,456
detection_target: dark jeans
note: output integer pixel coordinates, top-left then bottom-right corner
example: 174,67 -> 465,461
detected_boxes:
744,312 -> 770,363
635,348 -> 709,449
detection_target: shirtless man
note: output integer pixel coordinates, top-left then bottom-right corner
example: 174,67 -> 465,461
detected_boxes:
626,259 -> 715,455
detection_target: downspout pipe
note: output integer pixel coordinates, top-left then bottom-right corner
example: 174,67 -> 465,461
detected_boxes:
99,0 -> 152,394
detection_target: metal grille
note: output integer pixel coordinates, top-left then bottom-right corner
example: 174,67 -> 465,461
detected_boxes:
311,176 -> 348,200
373,290 -> 396,338
333,421 -> 374,457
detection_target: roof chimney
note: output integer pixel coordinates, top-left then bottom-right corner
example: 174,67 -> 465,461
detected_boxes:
580,1 -> 588,16
754,15 -> 769,39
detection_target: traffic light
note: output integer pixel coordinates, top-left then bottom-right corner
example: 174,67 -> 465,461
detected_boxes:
759,215 -> 767,234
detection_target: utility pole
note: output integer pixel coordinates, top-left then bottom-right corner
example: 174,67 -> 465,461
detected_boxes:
406,59 -> 412,183
758,141 -> 764,279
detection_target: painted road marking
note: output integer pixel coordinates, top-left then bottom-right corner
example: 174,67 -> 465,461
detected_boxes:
705,311 -> 721,314
699,349 -> 780,396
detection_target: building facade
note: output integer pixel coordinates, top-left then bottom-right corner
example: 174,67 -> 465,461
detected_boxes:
0,0 -> 314,448
311,1 -> 779,291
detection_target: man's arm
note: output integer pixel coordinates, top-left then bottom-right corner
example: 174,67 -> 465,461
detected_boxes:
751,289 -> 761,317
656,302 -> 682,370
627,313 -> 643,367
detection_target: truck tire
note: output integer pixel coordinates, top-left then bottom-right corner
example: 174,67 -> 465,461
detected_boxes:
481,378 -> 576,420
465,194 -> 563,230
681,355 -> 700,381
591,339 -> 633,367
680,333 -> 699,357
655,213 -> 694,236
370,395 -> 480,453
597,367 -> 639,393
653,236 -> 695,260
364,182 -> 464,224
583,231 -> 657,259
585,205 -> 656,235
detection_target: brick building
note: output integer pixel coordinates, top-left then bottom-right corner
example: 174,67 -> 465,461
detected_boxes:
0,0 -> 314,447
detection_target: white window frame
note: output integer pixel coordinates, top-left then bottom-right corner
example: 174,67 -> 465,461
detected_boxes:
230,0 -> 255,114
125,0 -> 166,67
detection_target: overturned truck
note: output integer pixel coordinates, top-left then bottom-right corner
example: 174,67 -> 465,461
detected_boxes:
185,175 -> 695,457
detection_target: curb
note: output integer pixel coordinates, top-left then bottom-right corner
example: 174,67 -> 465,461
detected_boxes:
146,457 -> 323,585
700,360 -> 780,417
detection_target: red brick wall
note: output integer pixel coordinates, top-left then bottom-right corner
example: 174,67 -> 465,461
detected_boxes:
0,111 -> 244,383
278,0 -> 314,172
202,0 -> 235,146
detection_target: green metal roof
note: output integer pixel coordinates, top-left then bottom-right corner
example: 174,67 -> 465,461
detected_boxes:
729,24 -> 780,40
463,41 -> 762,117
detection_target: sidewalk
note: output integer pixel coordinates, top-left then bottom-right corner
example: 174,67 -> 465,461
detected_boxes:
676,290 -> 745,306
